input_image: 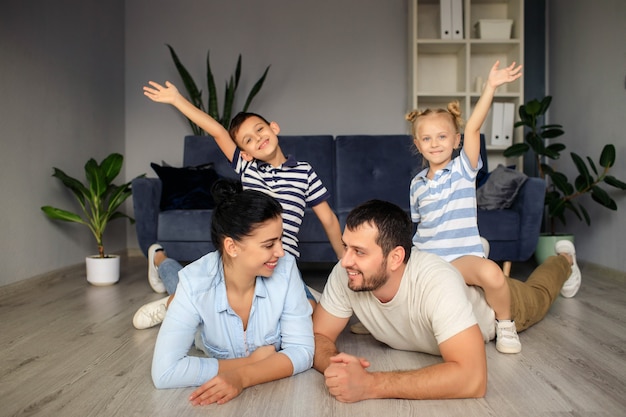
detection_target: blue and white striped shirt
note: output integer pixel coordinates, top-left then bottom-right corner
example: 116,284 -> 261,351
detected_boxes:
232,149 -> 330,258
410,149 -> 485,262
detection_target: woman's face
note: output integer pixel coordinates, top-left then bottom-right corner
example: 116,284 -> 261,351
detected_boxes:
232,216 -> 285,277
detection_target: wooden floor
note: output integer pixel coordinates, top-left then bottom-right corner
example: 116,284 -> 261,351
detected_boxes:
1,255 -> 625,417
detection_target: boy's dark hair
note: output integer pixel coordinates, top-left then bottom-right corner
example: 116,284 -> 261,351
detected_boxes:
210,178 -> 282,253
228,112 -> 271,141
345,200 -> 412,263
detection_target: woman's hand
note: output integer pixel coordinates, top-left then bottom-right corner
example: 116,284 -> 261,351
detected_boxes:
249,345 -> 276,362
189,370 -> 244,406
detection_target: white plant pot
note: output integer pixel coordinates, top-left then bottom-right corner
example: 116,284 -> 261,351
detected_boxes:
85,255 -> 120,286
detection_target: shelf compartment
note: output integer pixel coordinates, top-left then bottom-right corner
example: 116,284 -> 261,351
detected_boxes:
416,43 -> 467,93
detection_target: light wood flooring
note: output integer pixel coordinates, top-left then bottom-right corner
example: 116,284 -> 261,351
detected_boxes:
1,255 -> 625,417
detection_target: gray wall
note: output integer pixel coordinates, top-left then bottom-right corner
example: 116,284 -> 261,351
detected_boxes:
547,0 -> 626,272
0,1 -> 126,287
1,0 -> 624,288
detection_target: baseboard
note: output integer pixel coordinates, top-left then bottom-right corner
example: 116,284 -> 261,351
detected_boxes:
0,249 -> 145,297
581,260 -> 626,284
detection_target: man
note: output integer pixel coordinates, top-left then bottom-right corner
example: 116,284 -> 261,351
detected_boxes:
313,200 -> 581,402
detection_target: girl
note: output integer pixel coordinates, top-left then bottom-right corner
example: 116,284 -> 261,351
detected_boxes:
406,61 -> 523,354
150,180 -> 314,404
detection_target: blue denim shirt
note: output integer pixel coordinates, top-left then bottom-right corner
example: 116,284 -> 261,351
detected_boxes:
152,252 -> 314,389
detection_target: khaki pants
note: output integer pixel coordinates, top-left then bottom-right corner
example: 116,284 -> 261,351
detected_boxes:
508,255 -> 571,332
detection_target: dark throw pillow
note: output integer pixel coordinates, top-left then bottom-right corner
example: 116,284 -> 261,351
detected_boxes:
151,162 -> 220,210
477,164 -> 528,210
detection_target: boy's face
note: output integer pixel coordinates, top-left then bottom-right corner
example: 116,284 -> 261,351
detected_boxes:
233,116 -> 281,162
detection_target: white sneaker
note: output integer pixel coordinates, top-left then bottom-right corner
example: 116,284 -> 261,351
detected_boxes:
480,237 -> 490,258
495,320 -> 522,354
555,240 -> 581,298
133,296 -> 169,329
148,244 -> 166,293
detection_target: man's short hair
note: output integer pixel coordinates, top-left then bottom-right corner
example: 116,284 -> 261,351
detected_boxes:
346,200 -> 412,263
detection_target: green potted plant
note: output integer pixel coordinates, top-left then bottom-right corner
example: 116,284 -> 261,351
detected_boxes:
41,153 -> 144,285
503,96 -> 626,262
166,44 -> 270,134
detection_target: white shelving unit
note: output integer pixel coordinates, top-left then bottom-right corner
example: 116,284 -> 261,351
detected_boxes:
408,0 -> 524,168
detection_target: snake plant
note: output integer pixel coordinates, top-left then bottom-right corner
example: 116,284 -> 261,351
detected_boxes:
167,44 -> 270,134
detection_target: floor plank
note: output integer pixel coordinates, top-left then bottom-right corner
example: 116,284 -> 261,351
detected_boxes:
0,255 -> 624,417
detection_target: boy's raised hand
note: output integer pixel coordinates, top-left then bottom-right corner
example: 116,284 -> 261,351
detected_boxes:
143,81 -> 180,104
488,60 -> 522,89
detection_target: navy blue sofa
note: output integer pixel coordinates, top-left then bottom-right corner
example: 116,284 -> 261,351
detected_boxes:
132,135 -> 545,265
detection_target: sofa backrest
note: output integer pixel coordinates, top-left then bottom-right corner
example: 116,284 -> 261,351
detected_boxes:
334,135 -> 421,217
183,134 -> 337,206
276,135 -> 336,207
183,135 -> 239,180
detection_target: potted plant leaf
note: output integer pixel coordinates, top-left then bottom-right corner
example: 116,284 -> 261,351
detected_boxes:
503,96 -> 626,262
41,153 -> 144,285
166,44 -> 270,134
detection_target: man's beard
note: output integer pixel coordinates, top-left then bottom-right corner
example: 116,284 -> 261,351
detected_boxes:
348,259 -> 388,292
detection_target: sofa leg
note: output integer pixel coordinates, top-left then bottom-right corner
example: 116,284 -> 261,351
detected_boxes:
503,261 -> 512,277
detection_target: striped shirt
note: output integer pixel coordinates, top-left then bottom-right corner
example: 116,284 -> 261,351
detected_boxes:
232,148 -> 330,258
410,149 -> 485,262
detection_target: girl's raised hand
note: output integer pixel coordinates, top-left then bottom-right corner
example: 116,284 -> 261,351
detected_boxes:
143,80 -> 180,104
488,60 -> 522,89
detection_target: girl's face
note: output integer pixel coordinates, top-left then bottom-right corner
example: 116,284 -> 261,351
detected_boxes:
230,216 -> 285,278
413,113 -> 461,172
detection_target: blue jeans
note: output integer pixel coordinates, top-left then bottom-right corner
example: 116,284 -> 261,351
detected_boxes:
158,258 -> 183,295
158,258 -> 316,301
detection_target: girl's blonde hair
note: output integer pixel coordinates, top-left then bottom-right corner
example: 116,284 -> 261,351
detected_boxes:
405,100 -> 464,139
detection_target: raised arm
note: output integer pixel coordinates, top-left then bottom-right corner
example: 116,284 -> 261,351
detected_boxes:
311,201 -> 344,260
143,81 -> 237,161
464,61 -> 522,167
323,324 -> 487,402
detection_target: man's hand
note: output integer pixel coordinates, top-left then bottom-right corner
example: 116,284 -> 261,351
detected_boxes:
189,370 -> 244,406
323,353 -> 373,403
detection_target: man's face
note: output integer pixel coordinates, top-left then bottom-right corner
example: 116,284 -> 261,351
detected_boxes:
340,222 -> 389,292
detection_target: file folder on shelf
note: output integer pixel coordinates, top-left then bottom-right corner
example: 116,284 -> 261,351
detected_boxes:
501,102 -> 515,147
487,102 -> 514,147
451,0 -> 464,39
440,0 -> 452,39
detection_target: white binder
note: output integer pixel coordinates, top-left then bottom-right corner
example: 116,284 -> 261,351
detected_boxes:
451,0 -> 464,39
501,102 -> 515,147
440,0 -> 452,39
489,102 -> 505,146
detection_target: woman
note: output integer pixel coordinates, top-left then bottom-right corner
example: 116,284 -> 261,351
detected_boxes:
151,180 -> 314,405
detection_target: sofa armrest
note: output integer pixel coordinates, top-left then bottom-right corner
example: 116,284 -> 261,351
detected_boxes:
510,177 -> 546,260
131,177 -> 162,257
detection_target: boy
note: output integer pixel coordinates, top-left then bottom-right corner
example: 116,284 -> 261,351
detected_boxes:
133,81 -> 342,329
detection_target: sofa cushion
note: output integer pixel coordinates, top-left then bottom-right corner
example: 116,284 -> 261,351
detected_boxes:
477,165 -> 528,210
158,209 -> 213,241
151,162 -> 220,211
477,208 -> 520,241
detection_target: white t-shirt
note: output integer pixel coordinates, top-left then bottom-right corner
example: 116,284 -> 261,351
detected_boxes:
320,247 -> 496,356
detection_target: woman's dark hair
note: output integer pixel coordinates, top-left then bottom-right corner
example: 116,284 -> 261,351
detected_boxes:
345,200 -> 412,263
228,112 -> 271,141
210,178 -> 282,253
